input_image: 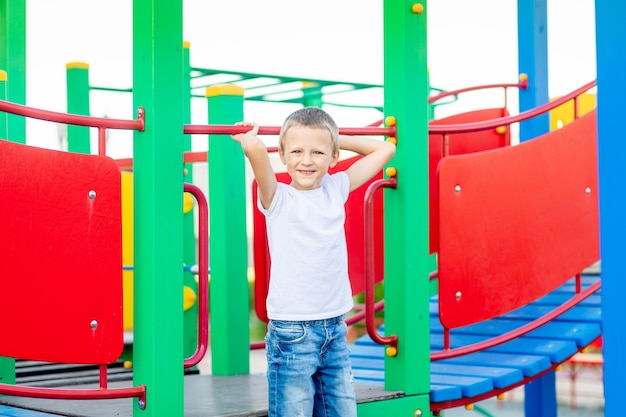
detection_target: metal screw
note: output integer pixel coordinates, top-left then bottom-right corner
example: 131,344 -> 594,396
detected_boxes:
414,409 -> 423,417
90,320 -> 98,329
455,291 -> 462,300
454,185 -> 461,193
585,187 -> 591,194
138,399 -> 146,410
88,190 -> 96,199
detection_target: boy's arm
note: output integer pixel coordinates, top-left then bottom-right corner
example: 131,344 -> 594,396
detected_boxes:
231,122 -> 277,209
340,135 -> 396,191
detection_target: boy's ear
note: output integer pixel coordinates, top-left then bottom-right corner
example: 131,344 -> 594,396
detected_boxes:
278,148 -> 287,165
329,150 -> 340,168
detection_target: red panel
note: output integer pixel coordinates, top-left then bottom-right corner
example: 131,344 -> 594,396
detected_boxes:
438,111 -> 599,329
429,108 -> 510,253
0,141 -> 123,364
253,156 -> 384,322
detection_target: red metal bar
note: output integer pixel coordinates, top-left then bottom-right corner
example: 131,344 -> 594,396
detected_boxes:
429,80 -> 595,135
183,183 -> 209,368
576,273 -> 582,294
184,124 -> 396,137
431,280 -> 601,361
0,383 -> 146,401
99,364 -> 107,389
428,80 -> 528,105
364,177 -> 398,350
98,127 -> 107,156
0,99 -> 144,131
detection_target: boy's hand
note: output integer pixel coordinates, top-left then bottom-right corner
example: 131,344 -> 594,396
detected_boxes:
231,121 -> 259,144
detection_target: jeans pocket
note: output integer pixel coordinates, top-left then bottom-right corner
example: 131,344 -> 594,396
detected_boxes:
270,321 -> 307,344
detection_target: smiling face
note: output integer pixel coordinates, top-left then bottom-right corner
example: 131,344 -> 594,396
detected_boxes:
279,125 -> 340,191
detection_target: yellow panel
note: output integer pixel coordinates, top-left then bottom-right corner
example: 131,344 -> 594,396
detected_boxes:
550,93 -> 596,131
121,171 -> 134,330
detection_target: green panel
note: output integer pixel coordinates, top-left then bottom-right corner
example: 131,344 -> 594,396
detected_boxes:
132,1 -> 185,415
206,86 -> 250,375
382,0 -> 431,395
357,394 -> 431,417
66,63 -> 91,154
0,0 -> 25,143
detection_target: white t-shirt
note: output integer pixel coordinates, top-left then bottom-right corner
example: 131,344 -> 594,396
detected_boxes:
259,172 -> 354,320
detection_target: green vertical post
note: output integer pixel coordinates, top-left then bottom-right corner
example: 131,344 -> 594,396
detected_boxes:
182,40 -> 198,359
132,1 -> 184,416
302,81 -> 323,108
362,0 -> 432,416
66,62 -> 91,154
0,0 -> 26,143
206,84 -> 250,375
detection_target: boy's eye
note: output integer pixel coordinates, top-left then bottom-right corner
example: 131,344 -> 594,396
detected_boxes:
314,151 -> 324,155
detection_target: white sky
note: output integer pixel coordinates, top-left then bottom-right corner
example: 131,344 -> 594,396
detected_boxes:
22,0 -> 596,158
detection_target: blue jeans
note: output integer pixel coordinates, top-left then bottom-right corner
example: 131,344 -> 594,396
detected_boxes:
265,315 -> 357,417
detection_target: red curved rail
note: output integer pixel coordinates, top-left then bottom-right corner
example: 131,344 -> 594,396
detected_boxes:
364,177 -> 398,350
0,99 -> 145,156
0,383 -> 146,409
431,278 -> 600,361
428,79 -> 528,106
183,183 -> 209,368
429,80 -> 595,134
0,99 -> 144,131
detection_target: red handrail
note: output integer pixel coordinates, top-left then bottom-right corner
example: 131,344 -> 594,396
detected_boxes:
431,279 -> 601,361
428,79 -> 529,106
183,183 -> 209,368
429,80 -> 595,134
364,177 -> 398,351
0,99 -> 145,156
184,124 -> 396,137
0,99 -> 144,131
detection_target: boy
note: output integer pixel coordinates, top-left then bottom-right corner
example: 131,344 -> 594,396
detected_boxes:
232,107 -> 395,417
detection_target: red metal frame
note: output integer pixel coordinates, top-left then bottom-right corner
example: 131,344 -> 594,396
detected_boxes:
364,177 -> 398,350
183,124 -> 396,137
183,183 -> 209,368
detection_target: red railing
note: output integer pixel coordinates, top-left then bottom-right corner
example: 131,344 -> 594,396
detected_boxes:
183,124 -> 396,137
183,183 -> 210,368
364,177 -> 398,352
428,78 -> 529,110
429,80 -> 595,135
0,99 -> 145,156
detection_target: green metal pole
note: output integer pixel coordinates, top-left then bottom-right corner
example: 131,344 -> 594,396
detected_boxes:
132,1 -> 185,415
302,81 -> 323,108
206,84 -> 250,375
0,0 -> 26,143
66,62 -> 91,154
361,1 -> 432,416
182,40 -> 198,359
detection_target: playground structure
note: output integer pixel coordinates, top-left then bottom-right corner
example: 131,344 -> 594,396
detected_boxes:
1,1 -> 624,417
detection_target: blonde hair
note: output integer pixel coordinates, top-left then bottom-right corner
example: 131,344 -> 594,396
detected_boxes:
278,107 -> 339,154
